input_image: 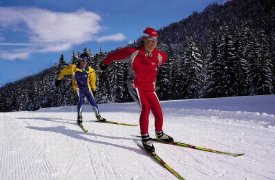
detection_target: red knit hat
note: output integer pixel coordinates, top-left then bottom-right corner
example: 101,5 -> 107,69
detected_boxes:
143,27 -> 158,37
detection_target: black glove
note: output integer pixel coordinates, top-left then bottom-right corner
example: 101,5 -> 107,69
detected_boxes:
55,79 -> 61,87
92,90 -> 97,97
99,62 -> 107,70
100,72 -> 108,81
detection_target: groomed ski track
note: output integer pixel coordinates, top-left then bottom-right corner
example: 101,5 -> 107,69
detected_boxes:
1,95 -> 275,180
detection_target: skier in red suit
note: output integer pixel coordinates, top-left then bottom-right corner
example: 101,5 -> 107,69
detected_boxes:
100,27 -> 174,152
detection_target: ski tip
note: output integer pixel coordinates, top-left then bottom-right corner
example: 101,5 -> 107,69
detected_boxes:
95,120 -> 138,126
233,153 -> 245,157
78,124 -> 88,133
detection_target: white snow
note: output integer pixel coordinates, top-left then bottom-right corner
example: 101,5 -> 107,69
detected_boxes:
1,95 -> 275,180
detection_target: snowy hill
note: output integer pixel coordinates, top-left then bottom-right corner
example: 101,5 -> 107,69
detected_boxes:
1,95 -> 275,180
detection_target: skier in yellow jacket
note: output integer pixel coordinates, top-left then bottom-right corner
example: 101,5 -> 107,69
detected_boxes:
55,52 -> 106,126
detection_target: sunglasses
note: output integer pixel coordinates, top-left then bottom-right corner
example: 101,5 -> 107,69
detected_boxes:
146,36 -> 158,41
81,56 -> 90,61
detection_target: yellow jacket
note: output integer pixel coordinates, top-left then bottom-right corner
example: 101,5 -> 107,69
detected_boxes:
57,64 -> 96,92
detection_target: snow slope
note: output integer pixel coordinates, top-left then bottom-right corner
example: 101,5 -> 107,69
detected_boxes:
1,95 -> 275,180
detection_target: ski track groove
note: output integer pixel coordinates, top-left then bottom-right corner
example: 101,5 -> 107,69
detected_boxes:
216,158 -> 274,180
0,115 -> 57,180
158,145 -> 197,178
88,139 -> 120,180
134,142 -> 157,179
13,146 -> 56,180
160,144 -> 221,179
64,141 -> 81,180
182,116 -> 274,152
86,144 -> 98,179
40,139 -> 58,180
137,143 -> 174,180
101,147 -> 120,180
2,139 -> 56,180
138,155 -> 161,180
0,119 -> 23,142
99,147 -> 109,179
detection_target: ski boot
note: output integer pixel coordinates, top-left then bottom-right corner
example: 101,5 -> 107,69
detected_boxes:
77,115 -> 88,133
77,115 -> 83,125
156,131 -> 174,143
141,134 -> 155,153
96,114 -> 106,122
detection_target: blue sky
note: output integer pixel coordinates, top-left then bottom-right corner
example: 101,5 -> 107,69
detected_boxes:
0,0 -> 226,87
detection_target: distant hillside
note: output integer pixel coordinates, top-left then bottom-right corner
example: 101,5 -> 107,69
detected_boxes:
0,0 -> 274,112
155,0 -> 274,99
159,0 -> 274,53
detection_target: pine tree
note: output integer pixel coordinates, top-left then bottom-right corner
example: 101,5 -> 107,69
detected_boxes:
70,50 -> 79,64
93,49 -> 106,70
219,26 -> 238,96
255,30 -> 273,94
156,43 -> 174,100
203,33 -> 225,97
93,50 -> 112,103
245,29 -> 273,95
171,55 -> 184,99
181,37 -> 203,98
110,62 -> 122,102
58,54 -> 67,67
246,38 -> 258,95
232,25 -> 250,95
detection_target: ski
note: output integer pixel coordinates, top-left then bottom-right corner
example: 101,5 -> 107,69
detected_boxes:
152,139 -> 244,157
78,123 -> 88,133
95,120 -> 138,126
135,136 -> 244,157
136,142 -> 185,180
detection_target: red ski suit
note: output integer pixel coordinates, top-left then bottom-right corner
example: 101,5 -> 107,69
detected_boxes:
102,46 -> 167,134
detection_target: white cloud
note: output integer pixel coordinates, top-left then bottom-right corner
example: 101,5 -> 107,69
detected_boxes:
37,43 -> 72,52
0,7 -> 127,60
0,42 -> 32,46
96,33 -> 126,43
0,50 -> 30,61
0,7 -> 101,44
